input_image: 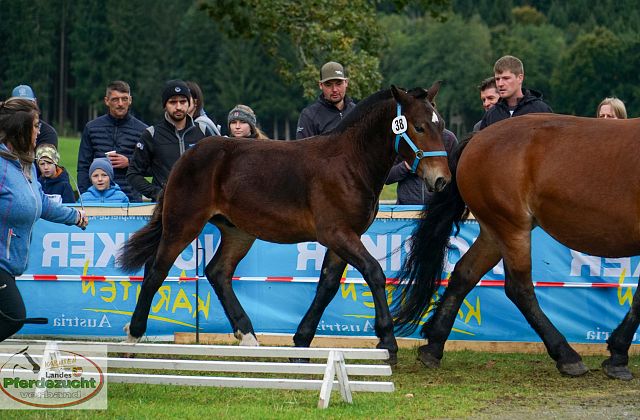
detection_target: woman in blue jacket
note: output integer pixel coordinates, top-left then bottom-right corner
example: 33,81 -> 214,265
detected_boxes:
0,98 -> 88,341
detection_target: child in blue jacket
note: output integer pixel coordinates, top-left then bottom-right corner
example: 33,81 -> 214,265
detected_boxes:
79,158 -> 129,203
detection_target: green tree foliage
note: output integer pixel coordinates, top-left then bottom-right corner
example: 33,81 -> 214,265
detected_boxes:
490,22 -> 566,106
380,13 -> 493,133
551,27 -> 640,116
0,0 -> 60,121
2,0 -> 639,137
200,0 -> 384,100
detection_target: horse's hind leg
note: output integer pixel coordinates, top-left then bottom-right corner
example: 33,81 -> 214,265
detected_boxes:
293,249 -> 346,352
501,232 -> 588,377
204,224 -> 257,346
128,233 -> 202,340
602,278 -> 640,380
418,230 -> 502,368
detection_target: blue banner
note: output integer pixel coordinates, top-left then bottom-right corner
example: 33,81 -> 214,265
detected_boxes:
16,204 -> 639,345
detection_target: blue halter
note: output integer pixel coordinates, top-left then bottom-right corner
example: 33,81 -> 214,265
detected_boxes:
393,103 -> 447,173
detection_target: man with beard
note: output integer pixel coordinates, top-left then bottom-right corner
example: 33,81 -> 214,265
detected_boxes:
127,80 -> 208,201
77,81 -> 147,202
295,61 -> 356,139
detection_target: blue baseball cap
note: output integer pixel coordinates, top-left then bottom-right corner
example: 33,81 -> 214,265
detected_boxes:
12,85 -> 36,101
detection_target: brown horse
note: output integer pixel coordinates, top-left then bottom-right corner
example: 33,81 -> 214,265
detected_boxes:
393,114 -> 640,379
117,84 -> 451,362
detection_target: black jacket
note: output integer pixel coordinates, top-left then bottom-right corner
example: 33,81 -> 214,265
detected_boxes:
295,95 -> 356,139
127,114 -> 207,201
385,129 -> 458,205
78,112 -> 148,202
38,167 -> 76,203
36,121 -> 58,148
479,89 -> 552,130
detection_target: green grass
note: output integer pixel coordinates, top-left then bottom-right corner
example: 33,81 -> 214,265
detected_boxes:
58,136 -> 81,190
57,136 -> 399,202
2,348 -> 638,418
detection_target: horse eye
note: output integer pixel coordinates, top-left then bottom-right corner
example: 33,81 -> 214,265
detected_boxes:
414,125 -> 424,133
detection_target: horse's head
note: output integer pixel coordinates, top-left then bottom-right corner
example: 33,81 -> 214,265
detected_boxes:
390,83 -> 451,193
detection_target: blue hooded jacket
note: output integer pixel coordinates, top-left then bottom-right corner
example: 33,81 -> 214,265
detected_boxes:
78,183 -> 129,203
0,144 -> 79,276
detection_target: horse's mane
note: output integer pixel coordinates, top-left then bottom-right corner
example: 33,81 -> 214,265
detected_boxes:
331,88 -> 393,135
331,87 -> 429,135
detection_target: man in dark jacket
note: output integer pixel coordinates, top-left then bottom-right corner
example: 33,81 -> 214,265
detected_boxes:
11,84 -> 58,148
77,81 -> 147,202
385,129 -> 458,205
127,80 -> 208,201
479,55 -> 552,130
295,61 -> 356,139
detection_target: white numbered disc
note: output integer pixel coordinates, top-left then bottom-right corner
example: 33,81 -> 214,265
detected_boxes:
392,115 -> 407,134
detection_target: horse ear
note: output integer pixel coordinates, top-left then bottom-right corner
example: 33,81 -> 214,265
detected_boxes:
426,80 -> 442,104
391,85 -> 409,104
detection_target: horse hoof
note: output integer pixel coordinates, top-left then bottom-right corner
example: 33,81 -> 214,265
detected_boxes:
602,359 -> 634,381
386,352 -> 398,366
236,331 -> 259,346
557,361 -> 589,377
417,347 -> 441,369
123,323 -> 142,343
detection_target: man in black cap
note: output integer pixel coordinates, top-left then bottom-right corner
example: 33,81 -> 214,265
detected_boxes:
295,61 -> 356,139
127,80 -> 209,201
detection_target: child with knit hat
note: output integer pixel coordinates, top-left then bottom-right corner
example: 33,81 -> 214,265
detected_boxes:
79,157 -> 129,203
227,105 -> 268,139
35,143 -> 75,203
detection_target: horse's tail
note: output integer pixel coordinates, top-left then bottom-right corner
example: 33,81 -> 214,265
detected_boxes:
117,191 -> 165,273
392,137 -> 471,336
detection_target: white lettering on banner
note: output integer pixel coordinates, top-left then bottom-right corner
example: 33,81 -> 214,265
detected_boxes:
360,235 -> 387,270
570,251 -> 640,277
297,242 -> 326,271
391,234 -> 403,271
42,233 -> 69,267
70,232 -> 94,267
603,257 -> 637,278
570,251 -> 601,276
447,236 -> 504,275
52,313 -> 111,328
96,232 -> 125,266
297,235 -> 409,272
41,232 -> 222,269
586,327 -> 638,343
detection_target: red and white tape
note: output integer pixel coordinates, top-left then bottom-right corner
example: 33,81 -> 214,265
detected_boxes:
15,274 -> 638,288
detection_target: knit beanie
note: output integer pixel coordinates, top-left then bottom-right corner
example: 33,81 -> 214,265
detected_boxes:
162,80 -> 191,107
89,157 -> 114,181
35,143 -> 60,165
227,105 -> 257,133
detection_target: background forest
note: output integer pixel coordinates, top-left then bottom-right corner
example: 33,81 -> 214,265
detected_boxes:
1,0 -> 638,139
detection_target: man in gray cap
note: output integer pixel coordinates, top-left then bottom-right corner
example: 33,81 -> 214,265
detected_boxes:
11,84 -> 58,148
295,61 -> 356,139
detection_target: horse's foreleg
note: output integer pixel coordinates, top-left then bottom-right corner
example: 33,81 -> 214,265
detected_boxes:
326,232 -> 398,364
418,231 -> 501,368
602,280 -> 640,380
293,249 -> 346,348
205,226 -> 257,346
501,234 -> 587,377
